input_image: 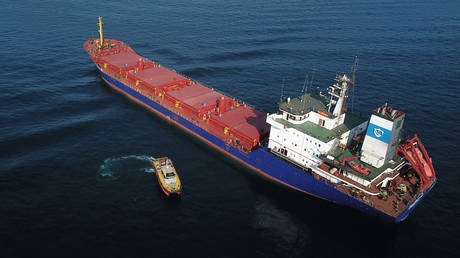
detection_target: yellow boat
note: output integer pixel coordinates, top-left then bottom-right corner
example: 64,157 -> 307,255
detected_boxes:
153,157 -> 181,196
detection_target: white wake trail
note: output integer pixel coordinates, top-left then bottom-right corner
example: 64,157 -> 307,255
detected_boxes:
97,155 -> 157,181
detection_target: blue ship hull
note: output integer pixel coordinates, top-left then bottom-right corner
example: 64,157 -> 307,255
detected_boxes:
99,70 -> 433,222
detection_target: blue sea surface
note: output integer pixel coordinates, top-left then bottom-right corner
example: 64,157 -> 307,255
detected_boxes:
1,0 -> 459,257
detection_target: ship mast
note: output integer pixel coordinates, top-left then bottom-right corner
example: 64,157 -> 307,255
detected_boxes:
332,75 -> 350,117
326,57 -> 357,117
326,73 -> 351,117
98,16 -> 104,47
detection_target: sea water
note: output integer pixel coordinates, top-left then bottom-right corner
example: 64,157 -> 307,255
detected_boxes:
1,0 -> 459,257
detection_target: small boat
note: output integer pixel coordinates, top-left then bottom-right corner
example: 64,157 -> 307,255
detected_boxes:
348,161 -> 371,176
153,157 -> 181,196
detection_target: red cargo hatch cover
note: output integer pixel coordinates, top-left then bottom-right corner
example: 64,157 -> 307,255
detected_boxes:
100,51 -> 140,68
168,83 -> 225,110
217,107 -> 269,139
136,67 -> 187,87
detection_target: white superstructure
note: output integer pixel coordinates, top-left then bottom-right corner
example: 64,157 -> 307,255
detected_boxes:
265,66 -> 411,191
266,73 -> 367,171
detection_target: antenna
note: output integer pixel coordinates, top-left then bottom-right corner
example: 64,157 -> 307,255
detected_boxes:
279,79 -> 285,106
301,74 -> 309,112
351,56 -> 358,85
301,73 -> 315,112
308,73 -> 314,94
351,56 -> 358,113
301,74 -> 308,94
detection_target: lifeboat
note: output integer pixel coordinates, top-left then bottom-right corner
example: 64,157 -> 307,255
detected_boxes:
347,161 -> 371,176
153,157 -> 182,196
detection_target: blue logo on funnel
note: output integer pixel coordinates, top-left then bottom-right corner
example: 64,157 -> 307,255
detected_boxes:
374,128 -> 384,138
366,123 -> 391,143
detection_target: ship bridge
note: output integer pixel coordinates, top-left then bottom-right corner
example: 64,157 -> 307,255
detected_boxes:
279,92 -> 332,118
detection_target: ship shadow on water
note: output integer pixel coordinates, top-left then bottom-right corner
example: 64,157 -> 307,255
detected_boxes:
243,171 -> 414,258
201,147 -> 410,257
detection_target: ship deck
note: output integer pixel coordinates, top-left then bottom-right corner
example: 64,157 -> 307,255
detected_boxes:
84,38 -> 270,152
327,148 -> 405,181
279,93 -> 331,116
275,113 -> 365,143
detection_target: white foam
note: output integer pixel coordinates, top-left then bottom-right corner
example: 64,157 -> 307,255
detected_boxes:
97,155 -> 157,181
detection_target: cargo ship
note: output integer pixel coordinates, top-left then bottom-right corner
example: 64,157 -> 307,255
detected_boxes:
84,17 -> 436,222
